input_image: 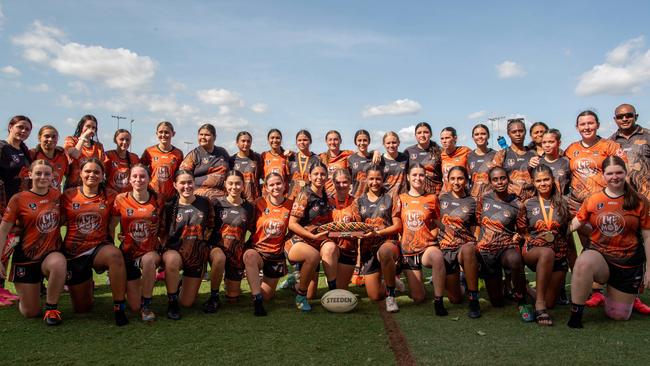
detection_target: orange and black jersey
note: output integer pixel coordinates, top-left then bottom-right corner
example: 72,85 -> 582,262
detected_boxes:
2,189 -> 61,262
250,196 -> 292,256
565,138 -> 627,203
577,190 -> 650,267
111,192 -> 160,260
62,187 -> 117,258
181,146 -> 230,191
355,192 -> 400,251
476,191 -> 527,253
398,193 -> 440,256
140,145 -> 184,203
0,140 -> 31,200
467,148 -> 497,198
348,152 -> 374,198
540,156 -> 571,196
610,126 -> 650,200
493,147 -> 536,199
438,192 -> 477,250
381,153 -> 408,198
63,137 -> 105,189
30,147 -> 69,190
441,146 -> 472,192
260,151 -> 289,181
290,187 -> 333,231
329,194 -> 361,253
159,196 -> 214,270
320,150 -> 354,197
230,152 -> 262,203
287,152 -> 321,200
212,197 -> 254,252
105,150 -> 140,193
523,196 -> 568,260
404,143 -> 443,195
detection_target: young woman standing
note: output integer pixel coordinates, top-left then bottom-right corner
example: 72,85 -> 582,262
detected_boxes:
64,115 -> 105,189
467,124 -> 497,198
230,131 -> 262,204
30,125 -> 68,190
381,132 -> 409,198
493,119 -> 537,200
105,129 -> 139,194
140,121 -> 184,204
403,122 -> 443,195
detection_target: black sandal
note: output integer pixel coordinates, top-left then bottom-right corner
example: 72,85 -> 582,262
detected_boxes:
535,309 -> 553,326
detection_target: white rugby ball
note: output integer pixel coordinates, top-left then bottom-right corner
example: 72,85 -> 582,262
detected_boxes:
320,289 -> 358,313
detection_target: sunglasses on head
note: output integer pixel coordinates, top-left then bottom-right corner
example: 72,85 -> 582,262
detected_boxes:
615,112 -> 636,120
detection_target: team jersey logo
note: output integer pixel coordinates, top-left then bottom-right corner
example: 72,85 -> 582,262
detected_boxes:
114,171 -> 129,188
129,220 -> 151,243
29,203 -> 37,210
264,208 -> 270,215
72,202 -> 81,210
176,213 -> 184,223
15,266 -> 26,278
36,209 -> 59,233
264,219 -> 284,238
532,207 -> 540,216
405,211 -> 424,230
76,213 -> 102,234
597,202 -> 605,210
575,158 -> 597,176
158,166 -> 170,181
126,208 -> 134,217
441,201 -> 449,209
596,212 -> 625,237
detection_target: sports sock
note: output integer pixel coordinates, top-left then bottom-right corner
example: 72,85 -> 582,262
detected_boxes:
513,292 -> 526,305
168,291 -> 179,302
142,297 -> 152,308
468,290 -> 479,301
210,289 -> 220,300
113,300 -> 126,312
253,293 -> 263,302
434,296 -> 448,316
568,303 -> 585,328
297,288 -> 307,296
327,279 -> 337,290
45,303 -> 58,310
387,286 -> 396,297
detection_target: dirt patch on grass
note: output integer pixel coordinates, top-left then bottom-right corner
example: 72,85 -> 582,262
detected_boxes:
378,302 -> 417,366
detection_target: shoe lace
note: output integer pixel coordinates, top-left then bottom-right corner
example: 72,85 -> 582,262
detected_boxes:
44,309 -> 62,320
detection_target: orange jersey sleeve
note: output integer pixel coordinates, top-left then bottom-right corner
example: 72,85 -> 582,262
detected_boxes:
399,193 -> 439,256
2,189 -> 62,262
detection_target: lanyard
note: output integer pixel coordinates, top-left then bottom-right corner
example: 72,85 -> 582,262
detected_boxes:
538,196 -> 554,230
297,152 -> 309,179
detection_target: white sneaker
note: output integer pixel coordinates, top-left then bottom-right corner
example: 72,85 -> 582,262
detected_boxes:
385,296 -> 399,313
395,276 -> 405,293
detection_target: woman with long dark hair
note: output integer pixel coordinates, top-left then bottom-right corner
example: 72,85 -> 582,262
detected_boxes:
64,115 -> 105,189
403,122 -> 443,195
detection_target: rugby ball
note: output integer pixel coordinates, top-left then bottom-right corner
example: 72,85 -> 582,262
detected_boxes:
320,289 -> 358,313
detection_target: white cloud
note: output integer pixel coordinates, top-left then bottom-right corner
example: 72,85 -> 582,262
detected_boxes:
28,83 -> 49,92
67,81 -> 89,94
496,60 -> 526,79
1,65 -> 21,76
0,3 -> 5,30
575,36 -> 650,96
12,20 -> 156,90
467,110 -> 486,120
362,98 -> 421,118
250,102 -> 268,114
168,80 -> 187,92
197,88 -> 244,106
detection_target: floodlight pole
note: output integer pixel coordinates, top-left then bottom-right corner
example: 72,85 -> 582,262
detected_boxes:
129,119 -> 135,135
487,116 -> 505,147
111,115 -> 126,129
184,141 -> 194,153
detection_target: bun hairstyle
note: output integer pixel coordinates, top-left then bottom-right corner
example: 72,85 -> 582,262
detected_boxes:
602,155 -> 641,210
73,115 -> 99,145
531,164 -> 569,221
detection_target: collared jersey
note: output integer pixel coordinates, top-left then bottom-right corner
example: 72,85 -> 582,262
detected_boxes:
104,150 -> 140,193
112,192 -> 160,259
62,187 -> 117,257
140,145 -> 184,203
2,189 -> 61,262
398,192 -> 439,256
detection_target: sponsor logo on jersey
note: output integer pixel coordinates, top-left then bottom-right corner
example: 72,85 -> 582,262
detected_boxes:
596,212 -> 625,237
76,213 -> 102,234
36,209 -> 59,233
129,220 -> 151,243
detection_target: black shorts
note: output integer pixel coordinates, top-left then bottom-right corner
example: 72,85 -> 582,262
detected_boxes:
338,250 -> 357,266
477,248 -> 511,279
442,247 -> 462,274
259,252 -> 288,279
124,257 -> 143,281
10,260 -> 43,284
400,253 -> 423,271
66,244 -> 109,286
605,261 -> 644,294
359,249 -> 380,275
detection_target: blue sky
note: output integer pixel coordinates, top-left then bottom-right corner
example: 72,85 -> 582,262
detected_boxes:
1,1 -> 650,154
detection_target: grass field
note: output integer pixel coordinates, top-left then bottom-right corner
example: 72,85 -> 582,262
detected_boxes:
2,268 -> 650,366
